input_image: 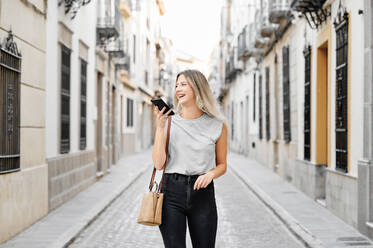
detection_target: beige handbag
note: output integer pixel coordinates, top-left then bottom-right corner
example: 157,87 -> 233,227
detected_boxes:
137,118 -> 171,226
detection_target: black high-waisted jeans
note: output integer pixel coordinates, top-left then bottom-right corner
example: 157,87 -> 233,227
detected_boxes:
159,173 -> 218,248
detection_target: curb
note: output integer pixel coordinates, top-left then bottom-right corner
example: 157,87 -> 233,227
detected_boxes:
54,163 -> 152,248
230,165 -> 325,248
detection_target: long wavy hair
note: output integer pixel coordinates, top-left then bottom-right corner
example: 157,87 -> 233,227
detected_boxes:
173,69 -> 227,124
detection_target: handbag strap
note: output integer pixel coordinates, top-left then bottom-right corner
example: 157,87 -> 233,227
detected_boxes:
149,117 -> 172,192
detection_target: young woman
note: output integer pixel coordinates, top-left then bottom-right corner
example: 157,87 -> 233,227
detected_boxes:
152,69 -> 228,248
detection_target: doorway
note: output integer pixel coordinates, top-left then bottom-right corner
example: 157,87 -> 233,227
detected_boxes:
316,41 -> 329,166
315,40 -> 329,202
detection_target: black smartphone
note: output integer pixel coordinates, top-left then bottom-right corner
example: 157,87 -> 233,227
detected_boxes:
151,98 -> 175,116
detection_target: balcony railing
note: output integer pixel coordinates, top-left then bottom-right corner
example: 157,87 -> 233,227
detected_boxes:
261,2 -> 279,37
105,38 -> 125,58
291,0 -> 329,29
253,9 -> 270,49
255,35 -> 270,49
97,2 -> 121,45
246,23 -> 264,59
115,54 -> 130,71
269,0 -> 292,24
238,26 -> 250,60
225,47 -> 243,81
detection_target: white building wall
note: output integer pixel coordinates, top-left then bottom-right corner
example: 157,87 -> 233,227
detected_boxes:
294,20 -> 307,161
46,1 -> 97,157
45,1 -> 59,157
347,0 -> 364,177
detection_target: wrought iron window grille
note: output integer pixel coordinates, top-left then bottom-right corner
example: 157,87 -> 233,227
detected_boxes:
303,45 -> 311,161
80,59 -> 87,150
60,45 -> 71,154
334,1 -> 348,173
0,30 -> 22,174
265,67 -> 270,141
282,46 -> 291,143
58,0 -> 91,19
259,75 -> 263,140
127,98 -> 133,127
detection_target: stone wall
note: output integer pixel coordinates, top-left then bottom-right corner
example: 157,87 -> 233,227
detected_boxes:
294,160 -> 326,200
122,133 -> 136,156
326,169 -> 358,228
48,150 -> 96,211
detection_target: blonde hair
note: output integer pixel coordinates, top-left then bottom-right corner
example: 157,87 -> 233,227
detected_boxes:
173,69 -> 227,125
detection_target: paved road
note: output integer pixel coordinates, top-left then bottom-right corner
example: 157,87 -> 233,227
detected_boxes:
68,169 -> 305,248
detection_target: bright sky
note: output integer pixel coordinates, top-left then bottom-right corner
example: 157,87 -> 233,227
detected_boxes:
160,0 -> 223,62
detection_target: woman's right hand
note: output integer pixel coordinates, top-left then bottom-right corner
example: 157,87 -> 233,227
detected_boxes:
154,107 -> 172,129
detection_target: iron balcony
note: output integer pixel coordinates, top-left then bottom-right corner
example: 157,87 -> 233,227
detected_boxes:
261,1 -> 279,37
238,26 -> 250,60
291,0 -> 328,29
269,0 -> 292,24
105,38 -> 125,58
225,47 -> 243,81
244,23 -> 263,59
115,54 -> 130,71
255,34 -> 270,49
260,16 -> 279,37
97,5 -> 121,45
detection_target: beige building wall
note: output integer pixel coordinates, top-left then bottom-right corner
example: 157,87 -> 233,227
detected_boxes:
0,0 -> 47,244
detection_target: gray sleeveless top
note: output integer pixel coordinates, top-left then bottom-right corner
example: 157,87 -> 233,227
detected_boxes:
164,112 -> 223,175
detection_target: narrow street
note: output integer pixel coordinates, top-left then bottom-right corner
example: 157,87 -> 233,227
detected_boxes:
68,168 -> 304,248
3,0 -> 373,246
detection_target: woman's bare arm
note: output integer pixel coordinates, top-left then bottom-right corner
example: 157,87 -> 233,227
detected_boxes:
209,122 -> 228,178
152,124 -> 167,170
152,107 -> 172,170
194,122 -> 228,190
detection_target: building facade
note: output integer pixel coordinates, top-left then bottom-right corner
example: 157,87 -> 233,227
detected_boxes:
46,0 -> 99,211
1,0 -> 171,244
218,0 -> 373,239
0,0 -> 48,243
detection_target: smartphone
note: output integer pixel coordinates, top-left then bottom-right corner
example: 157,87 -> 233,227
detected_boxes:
151,98 -> 175,116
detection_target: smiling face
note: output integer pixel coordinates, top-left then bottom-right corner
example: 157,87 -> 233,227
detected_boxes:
175,74 -> 196,106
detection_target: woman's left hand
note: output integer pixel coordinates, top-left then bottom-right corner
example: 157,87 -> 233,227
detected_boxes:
193,171 -> 214,190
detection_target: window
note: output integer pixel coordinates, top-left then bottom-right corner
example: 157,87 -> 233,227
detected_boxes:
282,46 -> 291,142
265,67 -> 270,141
127,98 -> 133,127
61,45 -> 71,154
259,74 -> 263,140
335,13 -> 349,172
304,46 -> 311,161
80,59 -> 87,150
253,74 -> 256,122
0,36 -> 21,174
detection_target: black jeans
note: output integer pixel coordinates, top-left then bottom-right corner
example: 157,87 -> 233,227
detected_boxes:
159,173 -> 218,248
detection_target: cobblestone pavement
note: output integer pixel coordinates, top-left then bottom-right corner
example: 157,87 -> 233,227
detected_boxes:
68,169 -> 305,248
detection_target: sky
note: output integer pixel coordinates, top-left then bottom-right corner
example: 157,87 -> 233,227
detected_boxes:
160,0 -> 223,62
